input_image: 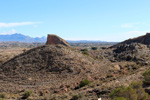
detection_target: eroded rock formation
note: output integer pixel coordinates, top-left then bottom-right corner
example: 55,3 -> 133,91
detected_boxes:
46,34 -> 70,46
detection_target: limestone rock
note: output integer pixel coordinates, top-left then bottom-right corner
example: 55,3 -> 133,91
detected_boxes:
46,34 -> 70,46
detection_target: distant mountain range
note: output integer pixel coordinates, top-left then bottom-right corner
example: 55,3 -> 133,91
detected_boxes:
67,40 -> 107,43
0,33 -> 46,43
0,33 -> 115,43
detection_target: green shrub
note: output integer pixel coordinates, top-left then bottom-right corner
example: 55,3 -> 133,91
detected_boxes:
113,97 -> 126,100
0,93 -> 5,99
91,47 -> 98,50
143,69 -> 150,84
71,94 -> 83,100
109,81 -> 149,100
82,51 -> 88,55
101,47 -> 107,49
22,90 -> 32,99
80,48 -> 88,55
130,81 -> 148,100
80,48 -> 88,52
109,86 -> 137,100
79,79 -> 91,88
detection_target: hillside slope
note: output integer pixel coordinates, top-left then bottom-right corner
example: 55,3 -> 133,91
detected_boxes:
0,44 -> 109,92
112,33 -> 150,48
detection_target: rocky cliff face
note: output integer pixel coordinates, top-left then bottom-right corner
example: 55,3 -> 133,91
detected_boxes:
46,34 -> 70,46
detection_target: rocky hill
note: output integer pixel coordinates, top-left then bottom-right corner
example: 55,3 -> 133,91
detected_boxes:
0,44 -> 110,93
101,33 -> 150,64
113,33 -> 150,47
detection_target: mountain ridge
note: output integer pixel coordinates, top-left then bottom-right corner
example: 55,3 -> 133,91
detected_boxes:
0,33 -> 115,43
0,33 -> 46,43
111,33 -> 150,48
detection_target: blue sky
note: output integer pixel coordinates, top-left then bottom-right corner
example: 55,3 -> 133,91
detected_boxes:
0,0 -> 150,42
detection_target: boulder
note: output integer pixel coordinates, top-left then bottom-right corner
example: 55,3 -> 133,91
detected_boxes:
46,34 -> 70,46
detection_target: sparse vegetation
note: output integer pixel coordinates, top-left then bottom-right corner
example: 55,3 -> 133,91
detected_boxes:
0,93 -> 5,99
113,97 -> 126,100
130,81 -> 148,100
71,94 -> 84,100
1,34 -> 150,99
109,86 -> 137,100
79,79 -> 91,88
143,69 -> 150,84
80,48 -> 89,55
109,81 -> 148,100
101,47 -> 107,49
91,47 -> 98,50
23,48 -> 27,53
21,90 -> 32,99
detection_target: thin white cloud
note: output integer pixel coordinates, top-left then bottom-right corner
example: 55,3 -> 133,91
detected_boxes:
0,22 -> 40,28
0,29 -> 17,35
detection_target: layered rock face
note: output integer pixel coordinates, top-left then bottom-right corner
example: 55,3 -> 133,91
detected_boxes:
46,34 -> 70,46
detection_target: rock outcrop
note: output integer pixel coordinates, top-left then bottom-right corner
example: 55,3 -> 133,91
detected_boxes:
108,33 -> 150,63
46,34 -> 70,46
